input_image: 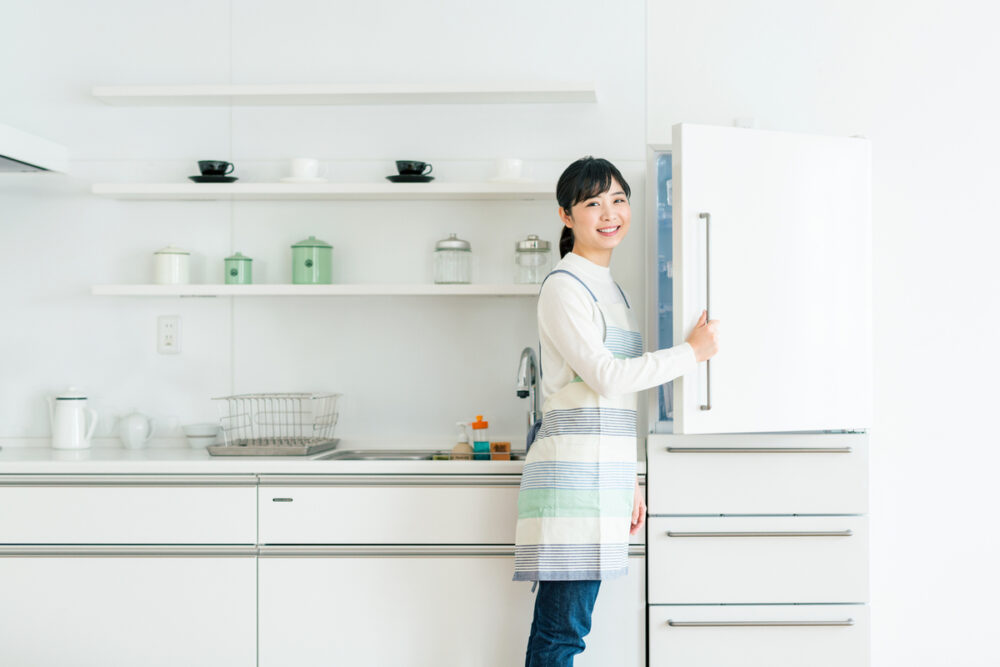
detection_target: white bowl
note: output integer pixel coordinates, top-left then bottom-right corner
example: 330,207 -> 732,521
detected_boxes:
183,423 -> 220,437
185,435 -> 217,449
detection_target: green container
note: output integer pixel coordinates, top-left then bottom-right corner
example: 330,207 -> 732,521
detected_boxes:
224,252 -> 253,285
291,236 -> 333,284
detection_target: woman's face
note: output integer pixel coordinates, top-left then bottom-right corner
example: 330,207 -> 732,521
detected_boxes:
559,178 -> 631,265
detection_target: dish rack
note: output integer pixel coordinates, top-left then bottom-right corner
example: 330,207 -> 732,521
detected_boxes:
207,392 -> 341,456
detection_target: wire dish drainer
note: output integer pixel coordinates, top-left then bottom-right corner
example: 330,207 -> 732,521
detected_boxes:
207,392 -> 341,456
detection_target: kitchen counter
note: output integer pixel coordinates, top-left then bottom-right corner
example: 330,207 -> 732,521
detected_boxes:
0,446 -> 647,476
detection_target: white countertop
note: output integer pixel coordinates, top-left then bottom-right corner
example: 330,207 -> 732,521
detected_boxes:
0,445 -> 647,476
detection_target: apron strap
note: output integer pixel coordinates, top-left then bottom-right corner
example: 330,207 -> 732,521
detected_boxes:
614,282 -> 630,308
539,269 -> 598,302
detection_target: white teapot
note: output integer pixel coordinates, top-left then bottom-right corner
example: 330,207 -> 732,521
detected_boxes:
117,410 -> 155,449
48,387 -> 98,450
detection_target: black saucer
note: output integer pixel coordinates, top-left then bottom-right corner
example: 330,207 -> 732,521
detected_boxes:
386,174 -> 434,183
189,175 -> 239,183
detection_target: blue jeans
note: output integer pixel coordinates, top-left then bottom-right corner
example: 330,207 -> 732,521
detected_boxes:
524,580 -> 601,666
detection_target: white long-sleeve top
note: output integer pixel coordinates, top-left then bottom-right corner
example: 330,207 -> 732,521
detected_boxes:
538,252 -> 698,400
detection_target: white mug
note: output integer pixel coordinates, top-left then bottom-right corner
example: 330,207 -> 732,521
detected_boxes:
290,158 -> 321,179
495,158 -> 523,180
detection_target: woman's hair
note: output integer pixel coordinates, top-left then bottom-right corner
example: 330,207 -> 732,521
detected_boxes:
556,156 -> 631,258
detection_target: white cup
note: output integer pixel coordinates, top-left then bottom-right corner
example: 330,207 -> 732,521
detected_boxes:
290,158 -> 321,179
495,158 -> 524,181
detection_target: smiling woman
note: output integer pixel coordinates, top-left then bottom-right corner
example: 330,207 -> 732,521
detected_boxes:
513,156 -> 719,666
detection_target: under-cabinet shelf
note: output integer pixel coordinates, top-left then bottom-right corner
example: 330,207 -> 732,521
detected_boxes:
91,284 -> 539,297
91,83 -> 597,106
91,182 -> 554,201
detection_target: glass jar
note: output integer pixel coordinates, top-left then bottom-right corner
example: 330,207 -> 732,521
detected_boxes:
434,233 -> 471,284
514,234 -> 552,284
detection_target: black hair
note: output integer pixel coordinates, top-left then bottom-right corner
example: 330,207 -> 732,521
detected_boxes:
556,156 -> 631,258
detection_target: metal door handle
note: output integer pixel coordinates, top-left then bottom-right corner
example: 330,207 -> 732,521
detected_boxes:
667,618 -> 854,627
665,446 -> 853,453
698,211 -> 711,411
666,530 -> 853,538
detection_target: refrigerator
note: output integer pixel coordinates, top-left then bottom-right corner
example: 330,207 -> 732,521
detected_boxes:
644,124 -> 872,666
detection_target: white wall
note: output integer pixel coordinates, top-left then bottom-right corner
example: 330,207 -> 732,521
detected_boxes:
648,1 -> 1000,665
0,0 -> 649,446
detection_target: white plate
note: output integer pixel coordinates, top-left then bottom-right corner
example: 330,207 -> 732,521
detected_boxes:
280,176 -> 329,183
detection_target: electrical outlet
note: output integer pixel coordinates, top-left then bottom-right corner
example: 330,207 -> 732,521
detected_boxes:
157,315 -> 181,354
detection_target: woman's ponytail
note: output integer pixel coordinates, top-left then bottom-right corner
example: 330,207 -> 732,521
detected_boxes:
559,224 -> 574,258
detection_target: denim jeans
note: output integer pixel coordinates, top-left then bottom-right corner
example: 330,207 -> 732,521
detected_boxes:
524,580 -> 601,667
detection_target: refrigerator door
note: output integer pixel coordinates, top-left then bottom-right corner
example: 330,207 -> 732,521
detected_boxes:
671,124 -> 871,434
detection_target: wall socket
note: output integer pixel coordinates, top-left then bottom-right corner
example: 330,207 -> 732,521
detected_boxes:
157,315 -> 181,354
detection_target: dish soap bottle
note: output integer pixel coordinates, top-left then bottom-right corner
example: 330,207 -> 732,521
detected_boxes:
452,422 -> 473,461
470,415 -> 490,461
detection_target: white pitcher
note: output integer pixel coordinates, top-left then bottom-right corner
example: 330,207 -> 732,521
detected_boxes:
117,410 -> 154,449
48,387 -> 98,450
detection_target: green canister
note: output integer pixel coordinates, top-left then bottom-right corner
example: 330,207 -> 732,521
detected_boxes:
291,235 -> 333,284
224,252 -> 253,284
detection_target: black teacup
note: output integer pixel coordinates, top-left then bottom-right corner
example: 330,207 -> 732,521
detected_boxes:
396,160 -> 433,176
199,160 -> 235,176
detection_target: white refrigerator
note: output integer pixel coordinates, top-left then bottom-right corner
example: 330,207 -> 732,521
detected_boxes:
644,124 -> 872,666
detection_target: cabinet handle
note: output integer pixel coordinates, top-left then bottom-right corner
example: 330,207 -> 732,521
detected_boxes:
259,545 -> 647,557
667,618 -> 854,627
665,446 -> 853,453
0,545 -> 258,557
258,474 -> 524,487
0,474 -> 257,486
666,530 -> 852,538
698,211 -> 711,411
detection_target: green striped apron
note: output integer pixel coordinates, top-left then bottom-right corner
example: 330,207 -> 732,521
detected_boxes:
513,268 -> 641,583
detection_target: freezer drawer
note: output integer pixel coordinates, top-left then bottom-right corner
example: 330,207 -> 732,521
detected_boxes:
259,475 -> 646,545
646,433 -> 868,514
648,604 -> 869,667
0,475 -> 257,544
647,516 -> 867,604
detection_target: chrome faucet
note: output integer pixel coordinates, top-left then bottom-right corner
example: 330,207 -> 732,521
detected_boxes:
516,347 -> 541,439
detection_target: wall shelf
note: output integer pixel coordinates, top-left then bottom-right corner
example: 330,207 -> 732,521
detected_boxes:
91,284 -> 539,297
91,83 -> 597,106
91,182 -> 554,201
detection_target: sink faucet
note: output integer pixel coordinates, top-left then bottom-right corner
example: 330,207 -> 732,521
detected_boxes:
516,347 -> 541,444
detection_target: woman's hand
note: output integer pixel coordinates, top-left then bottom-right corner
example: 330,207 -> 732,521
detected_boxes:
685,309 -> 720,362
630,479 -> 646,535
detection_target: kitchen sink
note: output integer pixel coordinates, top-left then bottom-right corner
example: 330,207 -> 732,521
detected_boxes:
312,448 -> 525,461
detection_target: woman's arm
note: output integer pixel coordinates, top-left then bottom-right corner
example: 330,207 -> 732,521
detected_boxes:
538,276 -> 698,398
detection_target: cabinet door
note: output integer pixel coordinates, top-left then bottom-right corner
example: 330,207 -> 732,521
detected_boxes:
671,123 -> 872,434
259,550 -> 645,667
0,552 -> 256,667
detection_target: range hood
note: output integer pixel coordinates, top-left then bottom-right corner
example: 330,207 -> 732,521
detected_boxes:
0,122 -> 68,173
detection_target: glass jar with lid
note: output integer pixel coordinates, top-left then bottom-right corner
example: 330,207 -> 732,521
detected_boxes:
514,234 -> 552,284
434,233 -> 471,284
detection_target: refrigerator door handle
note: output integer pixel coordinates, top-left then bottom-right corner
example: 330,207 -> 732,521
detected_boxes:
698,211 -> 711,411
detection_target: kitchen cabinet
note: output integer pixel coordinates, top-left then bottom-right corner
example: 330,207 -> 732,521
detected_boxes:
0,551 -> 256,667
258,549 -> 644,667
0,474 -> 258,667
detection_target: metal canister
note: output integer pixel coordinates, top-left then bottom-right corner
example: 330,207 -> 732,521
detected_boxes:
224,252 -> 252,285
291,236 -> 333,284
514,234 -> 551,284
434,233 -> 471,284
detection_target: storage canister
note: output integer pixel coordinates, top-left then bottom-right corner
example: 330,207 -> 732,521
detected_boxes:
153,245 -> 191,285
224,252 -> 252,285
434,233 -> 471,284
514,234 -> 551,284
291,236 -> 333,284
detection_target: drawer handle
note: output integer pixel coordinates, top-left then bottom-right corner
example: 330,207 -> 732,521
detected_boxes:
666,530 -> 853,538
272,498 -> 294,502
667,619 -> 854,627
665,446 -> 852,453
0,545 -> 258,557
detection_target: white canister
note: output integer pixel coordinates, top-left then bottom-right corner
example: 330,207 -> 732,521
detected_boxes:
154,246 -> 191,284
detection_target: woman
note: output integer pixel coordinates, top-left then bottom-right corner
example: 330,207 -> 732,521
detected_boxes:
513,156 -> 720,666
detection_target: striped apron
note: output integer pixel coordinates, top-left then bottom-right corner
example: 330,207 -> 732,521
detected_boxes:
512,269 -> 641,583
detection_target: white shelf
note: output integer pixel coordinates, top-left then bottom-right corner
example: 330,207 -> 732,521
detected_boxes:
91,83 -> 597,106
91,182 -> 554,201
91,284 -> 540,297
